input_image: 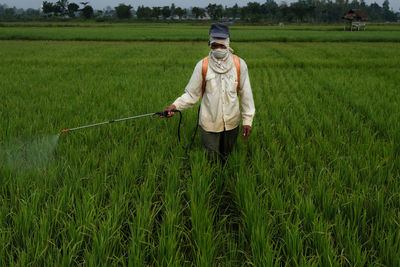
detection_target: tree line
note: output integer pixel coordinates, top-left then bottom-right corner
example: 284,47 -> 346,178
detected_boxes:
0,0 -> 398,22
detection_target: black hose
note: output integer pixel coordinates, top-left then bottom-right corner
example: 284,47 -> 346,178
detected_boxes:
174,110 -> 182,142
186,105 -> 200,152
156,109 -> 182,142
156,107 -> 199,150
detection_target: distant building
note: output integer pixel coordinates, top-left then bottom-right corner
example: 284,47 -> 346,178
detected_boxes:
342,9 -> 370,31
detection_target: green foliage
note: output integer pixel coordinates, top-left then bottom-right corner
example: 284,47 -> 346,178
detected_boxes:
41,1 -> 79,18
80,5 -> 93,19
56,0 -> 68,16
174,7 -> 186,19
115,4 -> 132,19
2,0 -> 400,22
206,4 -> 223,20
41,1 -> 55,15
136,6 -> 152,19
0,26 -> 400,265
151,7 -> 161,20
192,7 -> 205,19
161,6 -> 171,19
0,23 -> 400,42
67,3 -> 79,18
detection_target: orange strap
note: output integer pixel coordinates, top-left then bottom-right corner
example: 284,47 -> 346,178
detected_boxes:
201,57 -> 208,97
201,55 -> 240,97
233,55 -> 240,94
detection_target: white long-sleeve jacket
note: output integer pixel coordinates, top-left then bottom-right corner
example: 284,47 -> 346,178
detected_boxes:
173,56 -> 255,133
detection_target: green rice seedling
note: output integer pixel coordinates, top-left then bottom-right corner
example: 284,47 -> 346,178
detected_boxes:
310,218 -> 337,265
0,37 -> 399,265
128,155 -> 162,265
378,230 -> 400,266
0,23 -> 400,42
229,151 -> 276,266
156,158 -> 185,266
185,152 -> 221,266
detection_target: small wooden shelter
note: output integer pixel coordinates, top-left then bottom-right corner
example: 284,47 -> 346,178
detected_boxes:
342,9 -> 369,31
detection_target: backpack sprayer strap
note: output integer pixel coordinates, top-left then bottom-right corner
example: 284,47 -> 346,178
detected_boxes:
201,57 -> 209,97
233,55 -> 241,95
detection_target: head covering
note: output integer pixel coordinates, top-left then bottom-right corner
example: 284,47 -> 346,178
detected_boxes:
209,23 -> 230,39
209,36 -> 230,48
208,23 -> 234,74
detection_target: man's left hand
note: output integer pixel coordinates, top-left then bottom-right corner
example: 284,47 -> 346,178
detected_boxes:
242,125 -> 251,139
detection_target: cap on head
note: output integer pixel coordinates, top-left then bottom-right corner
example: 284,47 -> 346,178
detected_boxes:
209,23 -> 230,39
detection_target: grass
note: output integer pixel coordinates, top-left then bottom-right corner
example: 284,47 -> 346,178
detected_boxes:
0,23 -> 400,42
0,32 -> 399,265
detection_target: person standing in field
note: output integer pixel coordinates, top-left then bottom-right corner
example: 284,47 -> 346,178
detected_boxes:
164,23 -> 255,161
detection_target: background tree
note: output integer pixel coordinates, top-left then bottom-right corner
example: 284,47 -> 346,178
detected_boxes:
368,2 -> 381,20
229,4 -> 240,19
151,7 -> 162,19
192,7 -> 205,19
25,8 -> 41,17
3,0 -> 400,22
263,0 -> 279,20
382,0 -> 395,20
382,0 -> 390,11
67,2 -> 79,17
95,10 -> 103,17
174,7 -> 186,19
279,2 -> 295,22
80,4 -> 93,19
161,6 -> 171,19
241,2 -> 263,22
290,0 -> 315,22
41,1 -> 55,15
115,4 -> 132,19
170,3 -> 176,17
56,0 -> 68,16
103,6 -> 115,17
51,3 -> 62,15
4,7 -> 15,18
206,4 -> 223,20
136,5 -> 152,19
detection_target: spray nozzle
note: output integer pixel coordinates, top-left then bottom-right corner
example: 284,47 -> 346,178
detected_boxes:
58,129 -> 70,135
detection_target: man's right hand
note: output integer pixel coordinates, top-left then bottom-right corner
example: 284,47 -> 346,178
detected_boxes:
163,104 -> 177,117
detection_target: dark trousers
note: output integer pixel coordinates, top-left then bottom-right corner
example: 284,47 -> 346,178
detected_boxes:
200,126 -> 239,162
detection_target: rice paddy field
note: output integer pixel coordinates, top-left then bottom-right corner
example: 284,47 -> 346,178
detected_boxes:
1,23 -> 400,42
0,23 -> 399,265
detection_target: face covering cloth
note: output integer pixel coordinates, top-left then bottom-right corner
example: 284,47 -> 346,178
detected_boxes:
209,37 -> 234,74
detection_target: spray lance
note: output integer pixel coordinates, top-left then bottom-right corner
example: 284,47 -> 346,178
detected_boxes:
58,109 -> 182,141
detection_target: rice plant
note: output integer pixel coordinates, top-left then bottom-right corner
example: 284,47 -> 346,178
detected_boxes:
0,26 -> 399,265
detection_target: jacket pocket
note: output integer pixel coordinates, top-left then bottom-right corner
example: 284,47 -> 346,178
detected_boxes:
227,75 -> 238,98
205,73 -> 217,95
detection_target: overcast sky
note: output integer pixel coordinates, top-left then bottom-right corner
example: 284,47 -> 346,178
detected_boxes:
2,0 -> 399,12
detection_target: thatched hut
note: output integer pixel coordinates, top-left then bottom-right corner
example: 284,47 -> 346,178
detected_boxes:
342,9 -> 370,31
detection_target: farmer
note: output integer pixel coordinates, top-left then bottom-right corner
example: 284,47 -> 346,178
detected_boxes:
164,23 -> 255,161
